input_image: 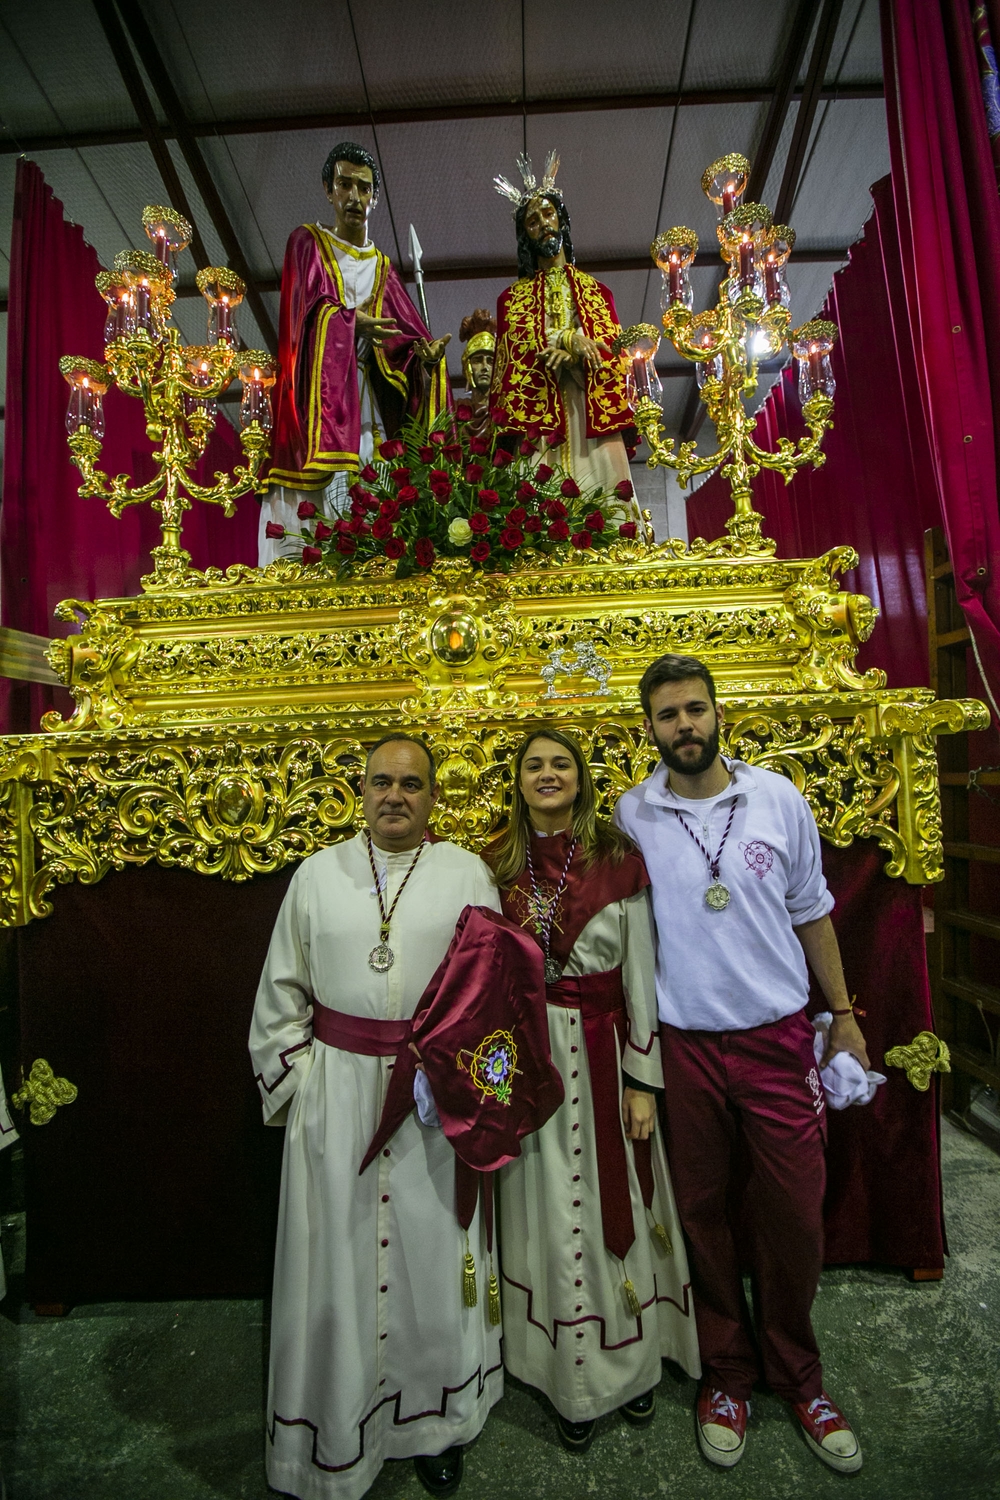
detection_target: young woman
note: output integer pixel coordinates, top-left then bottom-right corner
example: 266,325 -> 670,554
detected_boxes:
485,729 -> 700,1452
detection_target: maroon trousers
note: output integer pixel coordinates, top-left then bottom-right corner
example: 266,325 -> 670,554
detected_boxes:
660,1009 -> 826,1404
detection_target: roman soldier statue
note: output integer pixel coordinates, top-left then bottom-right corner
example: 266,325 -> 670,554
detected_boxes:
259,142 -> 451,564
458,309 -> 496,438
491,152 -> 635,493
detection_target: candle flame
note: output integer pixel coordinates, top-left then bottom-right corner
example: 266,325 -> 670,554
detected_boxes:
253,368 -> 261,382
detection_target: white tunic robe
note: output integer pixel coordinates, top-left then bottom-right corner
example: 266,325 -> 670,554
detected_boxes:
499,890 -> 701,1421
250,836 -> 504,1500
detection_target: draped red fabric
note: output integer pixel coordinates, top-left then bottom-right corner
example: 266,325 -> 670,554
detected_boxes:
1,160 -> 261,734
880,0 -> 1000,716
687,176 -> 942,691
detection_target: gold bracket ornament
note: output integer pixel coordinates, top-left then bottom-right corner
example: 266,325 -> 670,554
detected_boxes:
12,1059 -> 78,1125
633,154 -> 838,557
884,1032 -> 952,1091
60,207 -> 276,592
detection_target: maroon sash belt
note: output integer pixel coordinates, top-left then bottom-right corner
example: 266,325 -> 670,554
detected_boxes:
312,1003 -> 412,1056
546,968 -> 653,1263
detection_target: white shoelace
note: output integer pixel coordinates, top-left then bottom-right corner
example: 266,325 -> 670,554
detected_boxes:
710,1392 -> 741,1423
807,1397 -> 839,1425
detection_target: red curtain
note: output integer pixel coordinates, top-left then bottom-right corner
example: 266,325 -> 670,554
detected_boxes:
687,176 -> 942,691
880,0 -> 1000,717
1,160 -> 260,733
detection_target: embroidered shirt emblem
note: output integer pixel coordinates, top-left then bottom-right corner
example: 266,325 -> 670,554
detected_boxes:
457,1029 -> 520,1106
740,839 -> 775,879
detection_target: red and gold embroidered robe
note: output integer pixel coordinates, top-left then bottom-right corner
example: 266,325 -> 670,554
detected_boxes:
491,265 -> 633,441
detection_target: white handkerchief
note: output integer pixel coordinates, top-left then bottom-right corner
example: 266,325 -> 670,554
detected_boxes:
413,1068 -> 442,1128
812,1013 -> 887,1109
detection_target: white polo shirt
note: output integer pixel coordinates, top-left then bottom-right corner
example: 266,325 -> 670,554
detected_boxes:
614,759 -> 834,1032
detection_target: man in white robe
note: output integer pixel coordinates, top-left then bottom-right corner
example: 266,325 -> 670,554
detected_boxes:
250,734 -> 502,1500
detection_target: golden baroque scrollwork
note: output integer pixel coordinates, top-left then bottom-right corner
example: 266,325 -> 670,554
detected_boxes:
884,1032 -> 952,1091
25,735 -> 365,918
12,1059 -> 78,1125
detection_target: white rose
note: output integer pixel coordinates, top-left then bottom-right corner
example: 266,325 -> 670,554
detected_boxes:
448,518 -> 473,546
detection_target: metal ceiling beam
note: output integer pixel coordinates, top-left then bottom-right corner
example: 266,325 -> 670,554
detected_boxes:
162,245 -> 848,300
0,82 -> 883,156
775,0 -> 845,223
91,0 -> 210,268
746,0 -> 819,204
112,0 -> 277,353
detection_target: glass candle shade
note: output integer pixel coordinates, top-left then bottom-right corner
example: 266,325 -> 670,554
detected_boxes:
95,271 -> 135,345
59,357 -> 110,438
630,354 -> 663,404
238,353 -> 277,431
142,205 -> 193,284
113,250 -> 170,340
183,349 -> 219,423
701,153 -> 750,219
696,353 -> 725,388
763,225 -> 795,309
197,268 -> 246,349
651,229 -> 698,312
793,320 -> 838,402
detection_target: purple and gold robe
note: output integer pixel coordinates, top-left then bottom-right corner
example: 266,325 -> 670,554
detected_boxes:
265,225 -> 450,492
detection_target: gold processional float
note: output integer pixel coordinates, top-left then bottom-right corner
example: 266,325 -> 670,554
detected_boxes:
0,155 -> 988,942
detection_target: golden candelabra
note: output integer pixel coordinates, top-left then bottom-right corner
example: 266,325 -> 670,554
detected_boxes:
59,206 -> 276,591
618,152 -> 839,557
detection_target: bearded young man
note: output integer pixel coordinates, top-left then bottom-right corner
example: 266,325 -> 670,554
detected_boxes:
259,142 -> 451,565
250,736 -> 502,1500
491,153 -> 637,495
614,653 -> 867,1476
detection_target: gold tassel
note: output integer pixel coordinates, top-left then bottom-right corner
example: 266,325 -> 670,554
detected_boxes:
462,1237 -> 478,1309
488,1262 -> 501,1327
623,1277 -> 642,1318
654,1222 -> 673,1255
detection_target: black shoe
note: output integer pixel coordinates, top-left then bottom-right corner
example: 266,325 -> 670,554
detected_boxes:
555,1413 -> 597,1453
414,1445 -> 464,1497
620,1389 -> 656,1427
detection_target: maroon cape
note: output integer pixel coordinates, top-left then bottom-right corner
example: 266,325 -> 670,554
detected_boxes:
265,224 -> 450,492
361,905 -> 565,1175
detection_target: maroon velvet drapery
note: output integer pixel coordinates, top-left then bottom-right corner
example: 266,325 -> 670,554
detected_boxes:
1,160 -> 261,734
687,176 -> 941,691
880,0 -> 1000,716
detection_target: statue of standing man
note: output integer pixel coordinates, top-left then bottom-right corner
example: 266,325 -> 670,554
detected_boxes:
491,152 -> 636,497
260,142 -> 451,565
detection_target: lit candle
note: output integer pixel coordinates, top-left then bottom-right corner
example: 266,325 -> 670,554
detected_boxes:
808,343 -> 824,391
738,235 -> 754,290
153,230 -> 171,272
134,278 -> 151,331
668,253 -> 682,303
765,256 -> 779,305
215,296 -> 231,342
722,182 -> 736,215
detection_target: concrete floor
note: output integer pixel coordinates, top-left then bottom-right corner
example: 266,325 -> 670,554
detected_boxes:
1,1119 -> 998,1500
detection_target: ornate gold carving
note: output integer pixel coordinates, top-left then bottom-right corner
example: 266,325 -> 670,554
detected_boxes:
884,1032 -> 952,1091
12,1059 -> 78,1125
0,538 -> 985,924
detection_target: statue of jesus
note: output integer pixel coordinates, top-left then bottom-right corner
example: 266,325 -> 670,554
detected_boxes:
491,153 -> 636,495
259,142 -> 451,564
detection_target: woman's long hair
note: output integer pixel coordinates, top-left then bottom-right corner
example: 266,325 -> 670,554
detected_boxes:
488,727 -> 631,890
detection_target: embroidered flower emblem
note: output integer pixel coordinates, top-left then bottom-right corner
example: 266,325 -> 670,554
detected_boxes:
740,839 -> 774,879
457,1029 -> 520,1106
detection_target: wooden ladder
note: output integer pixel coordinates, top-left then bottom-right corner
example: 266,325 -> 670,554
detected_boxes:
924,527 -> 1000,1118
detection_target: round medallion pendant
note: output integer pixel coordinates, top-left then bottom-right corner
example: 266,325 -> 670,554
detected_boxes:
544,955 -> 563,984
705,881 -> 731,911
368,942 -> 395,973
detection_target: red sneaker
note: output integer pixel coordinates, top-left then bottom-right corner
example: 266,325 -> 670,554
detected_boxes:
696,1386 -> 750,1467
791,1391 -> 862,1473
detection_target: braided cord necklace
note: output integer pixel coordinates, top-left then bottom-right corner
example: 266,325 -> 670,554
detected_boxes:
525,833 -> 578,983
365,831 -> 426,973
672,799 -> 737,910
